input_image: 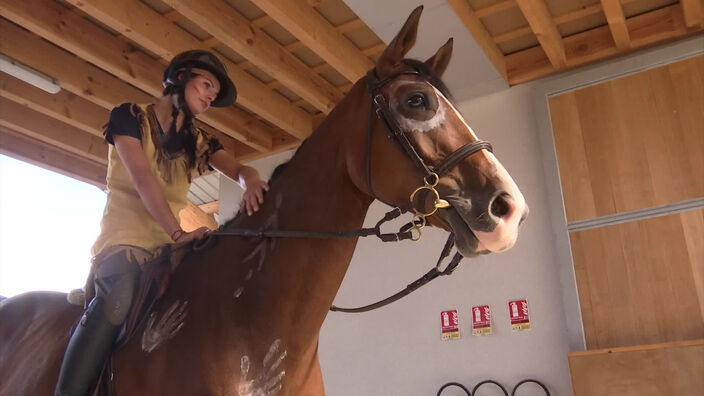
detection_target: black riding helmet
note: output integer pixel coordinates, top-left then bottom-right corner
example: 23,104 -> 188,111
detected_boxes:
162,50 -> 236,107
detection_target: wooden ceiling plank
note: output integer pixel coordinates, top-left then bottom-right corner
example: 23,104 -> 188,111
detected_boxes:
493,26 -> 533,44
506,4 -> 696,84
362,43 -> 386,57
249,0 -> 374,82
0,97 -> 108,164
600,0 -> 631,49
494,3 -> 603,44
337,18 -> 364,34
164,0 -> 343,114
162,9 -> 182,22
0,125 -> 107,189
515,0 -> 567,68
65,0 -> 313,141
0,19 -> 249,162
202,37 -> 220,48
681,0 -> 704,28
447,0 -> 508,79
554,3 -> 604,26
475,0 -> 517,19
0,72 -> 107,138
0,18 -> 152,109
251,15 -> 273,28
0,0 -> 274,152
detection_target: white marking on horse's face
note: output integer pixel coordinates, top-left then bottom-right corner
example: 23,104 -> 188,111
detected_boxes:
238,339 -> 287,396
398,89 -> 446,133
442,94 -> 479,139
142,300 -> 188,353
234,286 -> 244,298
388,81 -> 447,134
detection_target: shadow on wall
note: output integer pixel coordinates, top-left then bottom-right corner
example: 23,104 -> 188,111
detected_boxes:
437,379 -> 550,395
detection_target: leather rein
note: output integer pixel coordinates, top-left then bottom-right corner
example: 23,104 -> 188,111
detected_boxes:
213,67 -> 493,313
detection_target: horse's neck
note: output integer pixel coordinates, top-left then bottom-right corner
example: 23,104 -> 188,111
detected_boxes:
218,91 -> 373,342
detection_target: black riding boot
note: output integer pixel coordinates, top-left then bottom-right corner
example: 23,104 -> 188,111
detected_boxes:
55,252 -> 140,396
54,297 -> 120,396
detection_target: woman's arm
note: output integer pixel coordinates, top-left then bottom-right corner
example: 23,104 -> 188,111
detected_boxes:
113,135 -> 207,242
208,149 -> 269,216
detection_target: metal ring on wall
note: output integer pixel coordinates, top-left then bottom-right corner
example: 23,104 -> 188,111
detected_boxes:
472,380 -> 509,396
437,382 -> 471,396
511,379 -> 550,396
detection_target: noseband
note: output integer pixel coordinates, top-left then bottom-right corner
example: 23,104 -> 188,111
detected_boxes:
364,68 -> 493,214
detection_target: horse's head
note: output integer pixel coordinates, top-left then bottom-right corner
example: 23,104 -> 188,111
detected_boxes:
348,6 -> 528,258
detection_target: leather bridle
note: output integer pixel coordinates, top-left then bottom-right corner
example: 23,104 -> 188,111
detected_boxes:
212,67 -> 494,313
364,68 -> 492,210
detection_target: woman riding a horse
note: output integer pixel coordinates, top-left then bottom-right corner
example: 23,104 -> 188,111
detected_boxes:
0,7 -> 526,395
54,50 -> 269,396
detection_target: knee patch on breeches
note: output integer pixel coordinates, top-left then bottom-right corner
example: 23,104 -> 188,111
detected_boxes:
94,251 -> 141,325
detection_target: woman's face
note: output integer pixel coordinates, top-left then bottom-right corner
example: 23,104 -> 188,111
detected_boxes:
183,68 -> 221,115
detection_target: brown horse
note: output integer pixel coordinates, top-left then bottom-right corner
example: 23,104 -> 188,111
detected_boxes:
0,7 -> 527,395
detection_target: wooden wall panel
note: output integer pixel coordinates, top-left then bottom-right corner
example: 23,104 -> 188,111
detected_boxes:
568,339 -> 704,396
571,210 -> 704,349
549,55 -> 704,222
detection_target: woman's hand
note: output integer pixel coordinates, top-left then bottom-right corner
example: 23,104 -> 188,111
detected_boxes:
240,178 -> 270,216
208,151 -> 269,216
172,226 -> 210,243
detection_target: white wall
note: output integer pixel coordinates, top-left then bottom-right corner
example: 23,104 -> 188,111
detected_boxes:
220,82 -> 572,395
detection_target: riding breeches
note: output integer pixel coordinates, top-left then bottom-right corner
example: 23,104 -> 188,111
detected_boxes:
92,249 -> 142,325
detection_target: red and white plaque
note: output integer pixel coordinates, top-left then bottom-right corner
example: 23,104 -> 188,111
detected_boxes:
471,305 -> 492,336
508,299 -> 531,331
440,309 -> 460,340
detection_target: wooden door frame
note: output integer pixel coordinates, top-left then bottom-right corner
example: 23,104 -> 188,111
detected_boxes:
532,34 -> 704,351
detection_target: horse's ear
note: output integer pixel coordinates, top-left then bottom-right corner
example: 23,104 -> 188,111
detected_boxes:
376,6 -> 424,76
425,38 -> 453,78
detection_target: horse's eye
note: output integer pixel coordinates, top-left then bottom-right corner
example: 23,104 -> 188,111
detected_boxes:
407,94 -> 426,108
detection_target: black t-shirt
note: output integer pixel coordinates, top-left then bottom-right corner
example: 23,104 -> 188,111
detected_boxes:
104,103 -> 224,155
104,103 -> 143,144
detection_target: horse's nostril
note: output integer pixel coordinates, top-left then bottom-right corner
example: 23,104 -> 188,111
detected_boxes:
490,194 -> 512,219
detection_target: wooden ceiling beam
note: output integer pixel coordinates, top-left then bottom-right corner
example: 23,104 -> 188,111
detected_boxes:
475,0 -> 517,18
600,0 -> 631,49
515,0 -> 566,68
0,72 -> 107,138
337,18 -> 365,34
0,125 -> 107,189
447,0 -> 508,79
164,0 -> 343,114
681,0 -> 704,28
0,97 -> 108,164
162,9 -> 182,22
64,0 -> 313,141
0,19 -> 248,163
0,0 -> 274,152
249,0 -> 373,82
506,4 -> 696,84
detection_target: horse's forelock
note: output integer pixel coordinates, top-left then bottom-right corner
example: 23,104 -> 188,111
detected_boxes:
401,59 -> 455,105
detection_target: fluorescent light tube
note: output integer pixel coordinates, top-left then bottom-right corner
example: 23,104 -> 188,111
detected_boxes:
0,54 -> 61,94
